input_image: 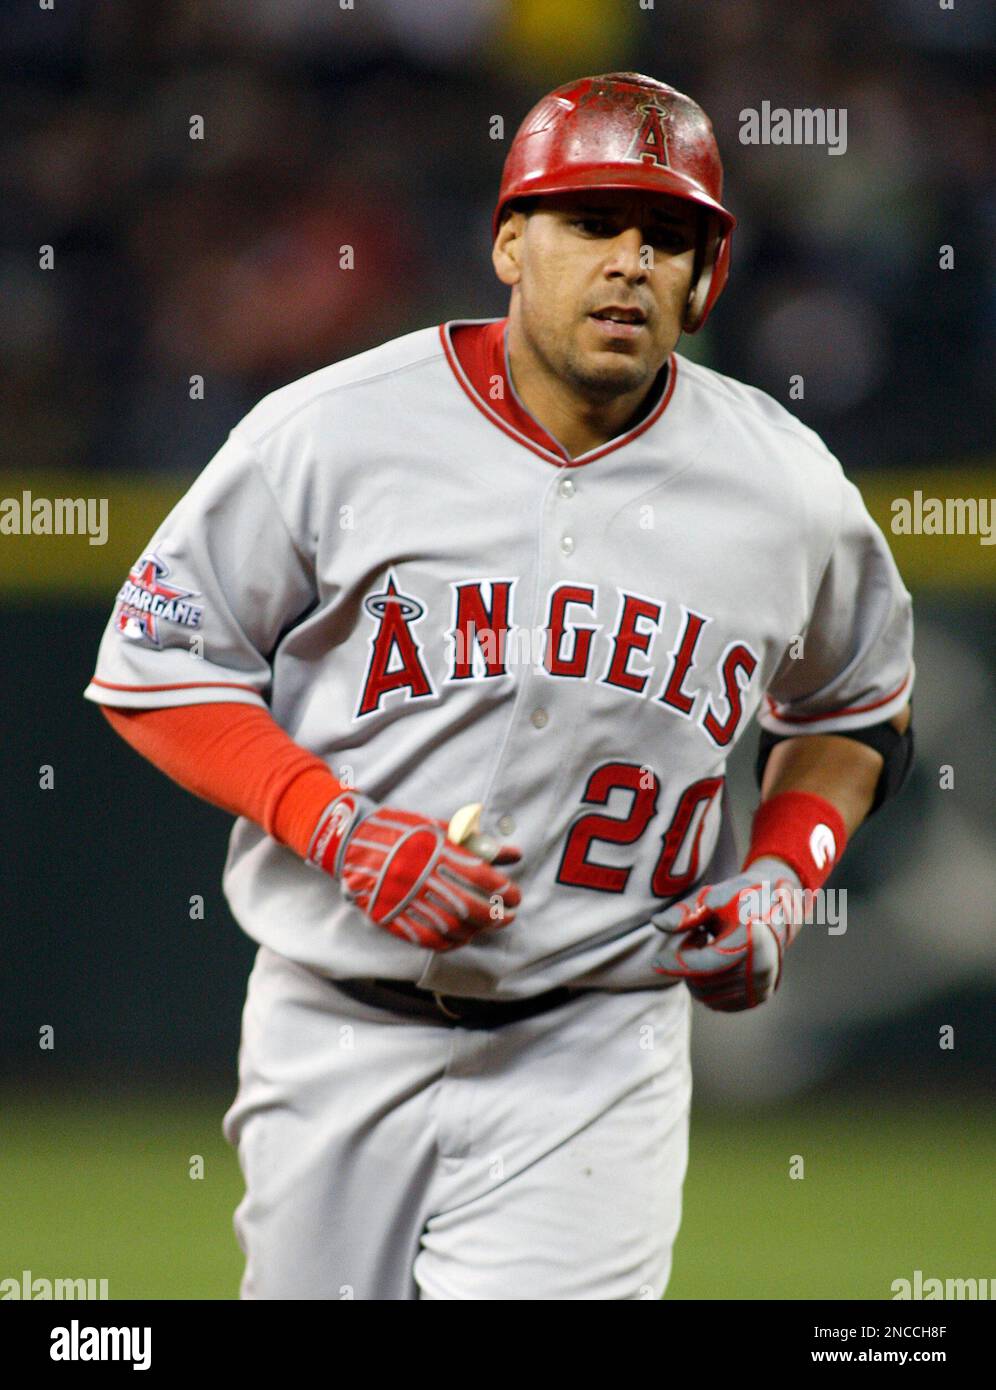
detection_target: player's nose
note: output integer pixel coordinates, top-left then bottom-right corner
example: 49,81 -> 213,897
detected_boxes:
602,225 -> 648,278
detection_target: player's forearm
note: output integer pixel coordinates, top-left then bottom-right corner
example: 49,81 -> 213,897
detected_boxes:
758,704 -> 911,837
759,733 -> 882,838
100,703 -> 341,857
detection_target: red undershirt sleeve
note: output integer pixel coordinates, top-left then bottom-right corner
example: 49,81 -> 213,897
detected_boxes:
100,703 -> 342,861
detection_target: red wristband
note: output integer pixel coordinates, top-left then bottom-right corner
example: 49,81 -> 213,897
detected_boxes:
743,791 -> 848,892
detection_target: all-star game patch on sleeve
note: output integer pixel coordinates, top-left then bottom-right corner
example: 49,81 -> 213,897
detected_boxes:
84,432 -> 316,710
759,474 -> 914,737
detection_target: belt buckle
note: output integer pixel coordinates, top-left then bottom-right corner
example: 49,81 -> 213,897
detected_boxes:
432,991 -> 465,1022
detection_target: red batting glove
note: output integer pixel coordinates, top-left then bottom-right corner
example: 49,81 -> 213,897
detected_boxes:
306,793 -> 522,952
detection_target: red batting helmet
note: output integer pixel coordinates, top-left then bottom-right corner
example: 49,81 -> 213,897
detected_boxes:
493,72 -> 735,332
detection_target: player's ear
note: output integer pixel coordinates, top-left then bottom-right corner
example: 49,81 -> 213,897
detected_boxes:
492,209 -> 526,287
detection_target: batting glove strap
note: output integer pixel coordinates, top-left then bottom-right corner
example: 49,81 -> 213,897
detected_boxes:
305,791 -> 377,877
743,790 -> 847,892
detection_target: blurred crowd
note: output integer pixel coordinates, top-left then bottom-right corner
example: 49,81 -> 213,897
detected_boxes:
3,0 -> 994,475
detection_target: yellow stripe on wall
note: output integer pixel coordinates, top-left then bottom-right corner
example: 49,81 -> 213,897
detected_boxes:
858,468 -> 996,592
0,473 -> 187,598
0,465 -> 993,598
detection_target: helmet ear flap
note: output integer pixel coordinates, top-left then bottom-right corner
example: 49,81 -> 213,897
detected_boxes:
683,213 -> 722,333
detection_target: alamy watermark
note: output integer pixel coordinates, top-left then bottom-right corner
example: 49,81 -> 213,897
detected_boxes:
891,1269 -> 994,1300
449,622 -> 550,673
891,491 -> 994,545
50,1320 -> 151,1371
1,1269 -> 109,1299
740,102 -> 847,156
0,490 -> 108,546
740,880 -> 847,935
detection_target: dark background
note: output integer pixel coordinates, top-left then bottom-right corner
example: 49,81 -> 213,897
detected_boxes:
4,0 -> 994,477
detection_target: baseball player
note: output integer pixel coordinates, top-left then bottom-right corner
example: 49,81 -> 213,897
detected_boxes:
84,73 -> 914,1300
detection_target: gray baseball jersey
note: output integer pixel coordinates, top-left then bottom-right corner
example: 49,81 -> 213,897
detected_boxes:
84,319 -> 914,1000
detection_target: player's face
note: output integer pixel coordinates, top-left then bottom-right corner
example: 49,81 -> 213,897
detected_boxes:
494,191 -> 699,402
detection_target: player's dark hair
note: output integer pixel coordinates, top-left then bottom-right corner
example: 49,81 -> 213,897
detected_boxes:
499,197 -> 540,225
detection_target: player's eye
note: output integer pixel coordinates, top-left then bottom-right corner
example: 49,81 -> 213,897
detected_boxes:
571,217 -> 694,250
649,226 -> 695,251
572,216 -> 616,236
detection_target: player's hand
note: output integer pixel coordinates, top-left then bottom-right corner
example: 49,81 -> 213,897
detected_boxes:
650,859 -> 804,1011
308,793 -> 522,951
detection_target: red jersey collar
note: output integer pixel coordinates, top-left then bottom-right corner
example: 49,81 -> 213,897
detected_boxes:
440,318 -> 676,468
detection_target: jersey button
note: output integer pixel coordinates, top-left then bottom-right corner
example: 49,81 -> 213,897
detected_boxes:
558,477 -> 575,499
497,814 -> 516,836
530,708 -> 549,729
560,535 -> 575,555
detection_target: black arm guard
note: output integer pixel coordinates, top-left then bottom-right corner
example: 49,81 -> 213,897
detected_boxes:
755,712 -> 914,816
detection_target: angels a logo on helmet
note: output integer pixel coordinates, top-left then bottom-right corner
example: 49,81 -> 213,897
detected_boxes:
626,99 -> 671,168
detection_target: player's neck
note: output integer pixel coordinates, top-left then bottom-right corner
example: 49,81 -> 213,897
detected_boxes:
505,320 -> 665,459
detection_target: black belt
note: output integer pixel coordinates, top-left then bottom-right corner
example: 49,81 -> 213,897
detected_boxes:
331,977 -> 582,1029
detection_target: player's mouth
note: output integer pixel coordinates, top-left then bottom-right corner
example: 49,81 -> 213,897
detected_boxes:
587,306 -> 648,340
